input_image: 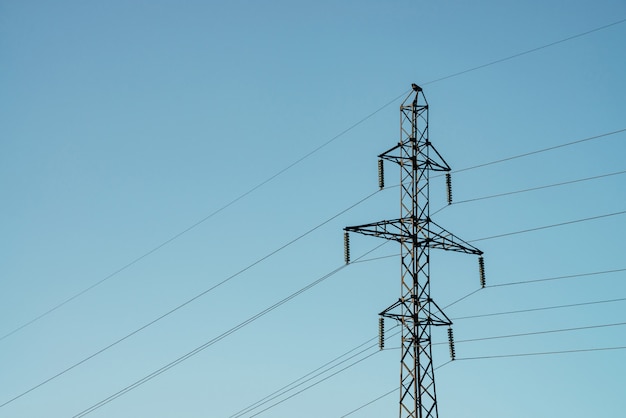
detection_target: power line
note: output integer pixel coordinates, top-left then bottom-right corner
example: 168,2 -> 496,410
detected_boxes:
433,321 -> 626,346
422,18 -> 626,86
244,333 -> 401,418
230,268 -> 625,417
0,190 -> 382,408
238,271 -> 626,415
451,128 -> 626,174
248,351 -> 380,418
488,267 -> 626,288
469,209 -> 626,243
338,362 -> 453,418
343,344 -> 626,416
67,243 -> 387,418
452,297 -> 626,321
6,14 -> 624,341
339,387 -> 397,418
456,345 -> 626,361
452,169 -> 626,205
444,268 -> 626,312
231,328 -> 400,418
428,131 -> 626,217
230,338 -> 380,417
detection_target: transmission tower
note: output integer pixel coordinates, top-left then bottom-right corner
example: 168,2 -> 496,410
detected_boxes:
344,84 -> 485,418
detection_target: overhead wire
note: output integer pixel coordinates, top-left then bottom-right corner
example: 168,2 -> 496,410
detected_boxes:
241,329 -> 402,418
468,209 -> 626,243
237,267 -> 626,416
6,14 -> 625,341
437,321 -> 626,345
230,327 -> 400,418
341,344 -> 626,416
450,128 -> 626,174
488,267 -> 626,288
0,189 -> 382,409
452,296 -> 626,321
248,351 -> 380,418
339,387 -> 397,418
421,18 -> 626,86
456,345 -> 626,361
451,169 -> 626,205
0,96 -> 401,343
68,243 -> 388,418
338,362 -> 453,418
234,269 -> 626,416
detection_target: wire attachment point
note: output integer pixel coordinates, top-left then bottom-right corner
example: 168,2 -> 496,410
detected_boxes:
378,159 -> 385,190
344,232 -> 350,264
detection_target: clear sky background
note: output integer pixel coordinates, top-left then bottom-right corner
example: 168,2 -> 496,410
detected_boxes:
2,1 -> 626,417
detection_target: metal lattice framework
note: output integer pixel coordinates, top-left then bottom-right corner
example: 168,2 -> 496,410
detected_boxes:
344,84 -> 483,418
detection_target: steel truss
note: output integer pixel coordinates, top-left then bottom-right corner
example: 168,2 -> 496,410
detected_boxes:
344,84 -> 483,418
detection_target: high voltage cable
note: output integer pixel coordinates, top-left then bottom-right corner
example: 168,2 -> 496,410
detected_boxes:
247,323 -> 626,416
66,242 -> 386,418
469,209 -> 626,243
248,356 -> 451,418
440,321 -> 626,345
240,269 -> 626,414
456,345 -> 626,361
452,169 -> 626,204
248,352 -> 380,418
451,128 -> 626,174
4,15 -> 624,341
259,320 -> 626,416
488,267 -> 626,288
452,297 -> 626,321
231,328 -> 401,418
339,387 -> 397,418
341,345 -> 626,416
67,244 -> 387,418
0,190 -> 381,409
236,302 -> 626,416
442,268 -> 626,311
74,264 -> 624,416
339,362 -> 453,418
240,331 -> 401,418
388,321 -> 626,349
243,268 -> 625,416
429,137 -> 626,217
421,18 -> 626,86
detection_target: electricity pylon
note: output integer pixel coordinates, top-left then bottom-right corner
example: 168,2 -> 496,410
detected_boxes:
344,84 -> 485,418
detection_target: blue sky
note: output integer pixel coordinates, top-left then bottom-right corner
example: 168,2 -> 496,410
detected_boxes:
2,1 -> 626,417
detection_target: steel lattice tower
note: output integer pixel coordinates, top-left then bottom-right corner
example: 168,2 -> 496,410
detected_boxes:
344,84 -> 484,418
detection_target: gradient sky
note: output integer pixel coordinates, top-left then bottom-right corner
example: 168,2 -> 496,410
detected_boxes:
2,1 -> 626,417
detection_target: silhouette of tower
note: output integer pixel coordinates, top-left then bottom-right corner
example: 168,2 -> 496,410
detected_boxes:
344,84 -> 485,418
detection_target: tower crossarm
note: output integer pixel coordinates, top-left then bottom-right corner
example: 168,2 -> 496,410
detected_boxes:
344,218 -> 409,242
379,297 -> 453,327
426,220 -> 483,255
378,142 -> 451,172
344,218 -> 483,255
